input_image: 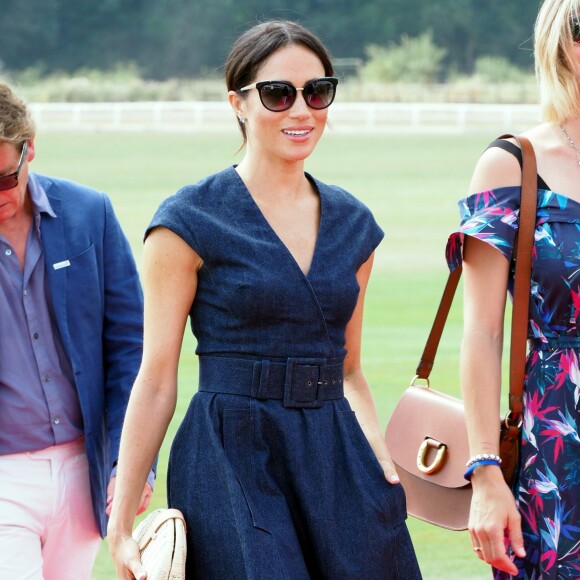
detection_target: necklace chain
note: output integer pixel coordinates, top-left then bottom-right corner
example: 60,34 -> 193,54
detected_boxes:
560,124 -> 580,167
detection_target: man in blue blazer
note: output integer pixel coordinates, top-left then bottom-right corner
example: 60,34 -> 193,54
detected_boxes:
0,82 -> 151,578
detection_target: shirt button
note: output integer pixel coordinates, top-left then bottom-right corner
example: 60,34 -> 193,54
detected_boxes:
43,375 -> 51,382
54,418 -> 60,425
33,332 -> 39,339
23,289 -> 28,296
4,249 -> 11,256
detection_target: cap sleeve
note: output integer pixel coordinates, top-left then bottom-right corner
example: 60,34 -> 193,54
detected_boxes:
145,188 -> 205,257
361,212 -> 384,265
446,186 -> 520,271
317,179 -> 384,269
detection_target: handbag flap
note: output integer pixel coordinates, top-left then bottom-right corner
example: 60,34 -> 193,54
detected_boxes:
133,508 -> 187,551
385,385 -> 469,489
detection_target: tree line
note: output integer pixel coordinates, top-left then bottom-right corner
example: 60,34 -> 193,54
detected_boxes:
0,0 -> 542,81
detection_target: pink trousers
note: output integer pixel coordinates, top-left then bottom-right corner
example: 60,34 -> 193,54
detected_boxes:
0,438 -> 101,579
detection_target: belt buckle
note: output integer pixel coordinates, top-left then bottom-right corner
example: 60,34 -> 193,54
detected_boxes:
283,358 -> 326,409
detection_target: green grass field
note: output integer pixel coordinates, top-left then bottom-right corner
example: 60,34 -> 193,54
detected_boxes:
31,129 -> 500,579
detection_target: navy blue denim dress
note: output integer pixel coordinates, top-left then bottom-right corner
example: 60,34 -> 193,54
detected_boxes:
147,167 -> 422,579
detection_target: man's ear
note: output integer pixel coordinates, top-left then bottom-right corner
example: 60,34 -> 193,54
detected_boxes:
27,138 -> 36,163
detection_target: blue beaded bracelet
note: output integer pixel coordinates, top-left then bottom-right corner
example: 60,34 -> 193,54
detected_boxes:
464,459 -> 502,481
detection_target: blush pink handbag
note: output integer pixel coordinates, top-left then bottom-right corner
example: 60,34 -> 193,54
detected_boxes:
385,135 -> 537,530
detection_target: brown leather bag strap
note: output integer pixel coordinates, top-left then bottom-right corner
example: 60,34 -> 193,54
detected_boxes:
415,134 -> 537,420
501,134 -> 537,419
415,265 -> 462,380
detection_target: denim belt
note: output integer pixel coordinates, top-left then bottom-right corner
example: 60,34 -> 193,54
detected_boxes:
198,355 -> 344,409
528,336 -> 580,351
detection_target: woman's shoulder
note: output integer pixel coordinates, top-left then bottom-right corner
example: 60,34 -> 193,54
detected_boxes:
471,124 -> 554,194
166,166 -> 237,207
148,167 -> 237,232
308,173 -> 373,214
469,142 -> 523,194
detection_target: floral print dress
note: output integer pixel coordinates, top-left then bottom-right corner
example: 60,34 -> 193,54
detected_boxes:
447,185 -> 580,579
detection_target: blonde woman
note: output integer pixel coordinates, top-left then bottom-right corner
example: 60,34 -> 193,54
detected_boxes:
448,0 -> 580,577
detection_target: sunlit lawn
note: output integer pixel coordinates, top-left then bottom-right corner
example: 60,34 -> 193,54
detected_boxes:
32,129 -> 500,579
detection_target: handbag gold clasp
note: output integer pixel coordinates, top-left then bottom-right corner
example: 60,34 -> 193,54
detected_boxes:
416,437 -> 447,474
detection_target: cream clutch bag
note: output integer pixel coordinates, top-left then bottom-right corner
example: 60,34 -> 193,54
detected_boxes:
132,508 -> 187,580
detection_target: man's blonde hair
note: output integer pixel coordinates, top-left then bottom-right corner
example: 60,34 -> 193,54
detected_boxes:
535,0 -> 580,122
0,82 -> 36,144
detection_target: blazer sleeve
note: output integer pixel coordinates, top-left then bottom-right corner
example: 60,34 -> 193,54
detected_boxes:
100,195 -> 145,465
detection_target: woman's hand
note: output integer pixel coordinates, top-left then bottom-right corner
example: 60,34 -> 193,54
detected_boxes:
468,466 -> 526,575
108,528 -> 147,580
377,455 -> 401,485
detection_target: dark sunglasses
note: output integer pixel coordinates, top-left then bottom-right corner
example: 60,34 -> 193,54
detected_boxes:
238,77 -> 338,112
0,141 -> 28,191
571,17 -> 580,43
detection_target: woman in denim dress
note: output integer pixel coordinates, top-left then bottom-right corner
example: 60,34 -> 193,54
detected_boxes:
108,20 -> 421,579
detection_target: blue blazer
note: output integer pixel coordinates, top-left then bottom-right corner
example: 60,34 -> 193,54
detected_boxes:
36,173 -> 144,537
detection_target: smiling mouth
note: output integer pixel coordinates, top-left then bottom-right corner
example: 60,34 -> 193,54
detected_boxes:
282,129 -> 312,136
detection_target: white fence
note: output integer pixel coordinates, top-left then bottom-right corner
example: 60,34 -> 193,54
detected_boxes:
29,101 -> 541,134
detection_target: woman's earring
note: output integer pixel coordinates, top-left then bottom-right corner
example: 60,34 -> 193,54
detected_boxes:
238,116 -> 245,124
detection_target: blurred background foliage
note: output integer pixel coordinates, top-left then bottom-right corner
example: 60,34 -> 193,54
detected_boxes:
0,0 -> 542,101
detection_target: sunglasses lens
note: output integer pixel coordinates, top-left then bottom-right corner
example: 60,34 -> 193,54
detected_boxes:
259,82 -> 296,111
571,18 -> 580,42
304,79 -> 336,110
0,176 -> 17,191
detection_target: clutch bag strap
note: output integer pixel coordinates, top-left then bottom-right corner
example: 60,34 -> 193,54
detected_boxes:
414,134 -> 538,422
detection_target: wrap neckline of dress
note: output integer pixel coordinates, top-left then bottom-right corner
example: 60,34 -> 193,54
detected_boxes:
230,166 -> 323,279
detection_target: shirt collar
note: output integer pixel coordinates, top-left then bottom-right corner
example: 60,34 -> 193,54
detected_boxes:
28,173 -> 57,232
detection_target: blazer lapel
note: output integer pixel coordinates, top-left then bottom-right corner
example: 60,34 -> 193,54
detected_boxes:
40,194 -> 71,350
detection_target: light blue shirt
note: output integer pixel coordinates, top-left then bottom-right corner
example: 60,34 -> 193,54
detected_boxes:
0,175 -> 154,490
0,175 -> 83,454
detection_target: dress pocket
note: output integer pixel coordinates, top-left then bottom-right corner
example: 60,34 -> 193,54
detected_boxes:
339,409 -> 385,479
222,408 -> 271,533
338,409 -> 407,526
